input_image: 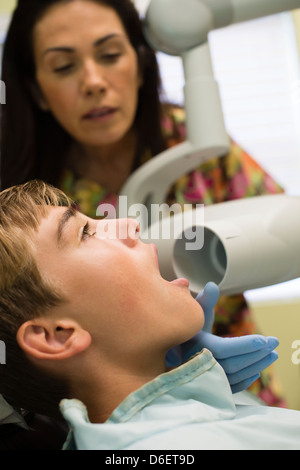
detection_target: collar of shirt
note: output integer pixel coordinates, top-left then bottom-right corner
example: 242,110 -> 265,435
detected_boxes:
60,349 -> 236,450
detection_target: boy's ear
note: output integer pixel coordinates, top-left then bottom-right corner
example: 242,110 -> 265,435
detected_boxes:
17,318 -> 91,361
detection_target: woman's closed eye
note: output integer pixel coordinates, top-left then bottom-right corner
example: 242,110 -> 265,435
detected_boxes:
53,54 -> 120,75
54,63 -> 74,74
100,52 -> 122,63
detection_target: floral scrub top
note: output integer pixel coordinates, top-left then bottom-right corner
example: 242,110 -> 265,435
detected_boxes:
61,105 -> 286,407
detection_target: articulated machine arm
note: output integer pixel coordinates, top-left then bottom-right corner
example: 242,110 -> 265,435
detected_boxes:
118,0 -> 300,295
120,0 -> 300,216
143,0 -> 300,55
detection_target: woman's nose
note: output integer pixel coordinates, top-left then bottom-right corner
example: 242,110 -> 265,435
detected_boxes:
95,218 -> 140,246
81,60 -> 107,96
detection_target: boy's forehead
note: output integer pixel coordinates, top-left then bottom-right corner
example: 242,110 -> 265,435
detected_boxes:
36,206 -> 74,243
40,205 -> 85,253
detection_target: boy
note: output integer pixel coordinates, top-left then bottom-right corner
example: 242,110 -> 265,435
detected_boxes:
0,180 -> 297,450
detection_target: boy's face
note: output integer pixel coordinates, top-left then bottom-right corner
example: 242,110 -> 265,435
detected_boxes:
32,207 -> 204,363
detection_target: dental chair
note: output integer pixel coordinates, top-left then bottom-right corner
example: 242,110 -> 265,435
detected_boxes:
0,413 -> 67,451
0,394 -> 67,450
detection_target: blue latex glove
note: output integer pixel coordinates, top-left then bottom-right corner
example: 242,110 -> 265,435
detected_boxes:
166,282 -> 279,394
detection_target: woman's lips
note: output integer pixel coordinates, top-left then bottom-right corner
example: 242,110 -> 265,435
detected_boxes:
82,107 -> 117,121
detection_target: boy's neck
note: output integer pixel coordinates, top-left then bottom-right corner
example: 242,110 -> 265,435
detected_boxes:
69,355 -> 168,423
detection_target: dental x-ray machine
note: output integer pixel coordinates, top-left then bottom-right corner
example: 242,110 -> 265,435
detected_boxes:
118,0 -> 300,296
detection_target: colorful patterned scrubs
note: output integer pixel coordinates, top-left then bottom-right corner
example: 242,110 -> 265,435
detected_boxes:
60,105 -> 286,407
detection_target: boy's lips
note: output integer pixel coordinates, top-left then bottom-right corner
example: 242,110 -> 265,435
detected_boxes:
151,244 -> 190,288
151,244 -> 160,270
170,278 -> 190,288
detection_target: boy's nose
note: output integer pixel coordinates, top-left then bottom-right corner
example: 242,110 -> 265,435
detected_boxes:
95,218 -> 140,246
117,218 -> 140,247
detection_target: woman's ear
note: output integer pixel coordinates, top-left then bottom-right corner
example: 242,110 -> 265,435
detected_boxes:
17,318 -> 91,361
27,80 -> 50,111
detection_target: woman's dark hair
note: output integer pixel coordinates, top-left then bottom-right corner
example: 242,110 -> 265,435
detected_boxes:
0,0 -> 166,190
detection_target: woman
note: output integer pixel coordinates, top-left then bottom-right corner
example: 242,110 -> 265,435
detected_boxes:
0,0 -> 285,406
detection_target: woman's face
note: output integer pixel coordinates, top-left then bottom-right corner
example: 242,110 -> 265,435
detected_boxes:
33,207 -> 204,364
33,0 -> 142,148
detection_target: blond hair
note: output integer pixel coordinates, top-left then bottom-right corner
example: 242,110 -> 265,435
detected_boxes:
0,180 -> 73,419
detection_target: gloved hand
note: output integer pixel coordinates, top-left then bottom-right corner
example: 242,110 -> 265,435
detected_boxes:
166,282 -> 279,394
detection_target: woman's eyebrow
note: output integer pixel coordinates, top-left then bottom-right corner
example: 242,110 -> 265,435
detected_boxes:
43,33 -> 121,56
57,206 -> 77,247
93,33 -> 121,47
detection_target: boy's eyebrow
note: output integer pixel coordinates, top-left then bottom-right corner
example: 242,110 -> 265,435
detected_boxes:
57,206 -> 77,247
43,33 -> 120,56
